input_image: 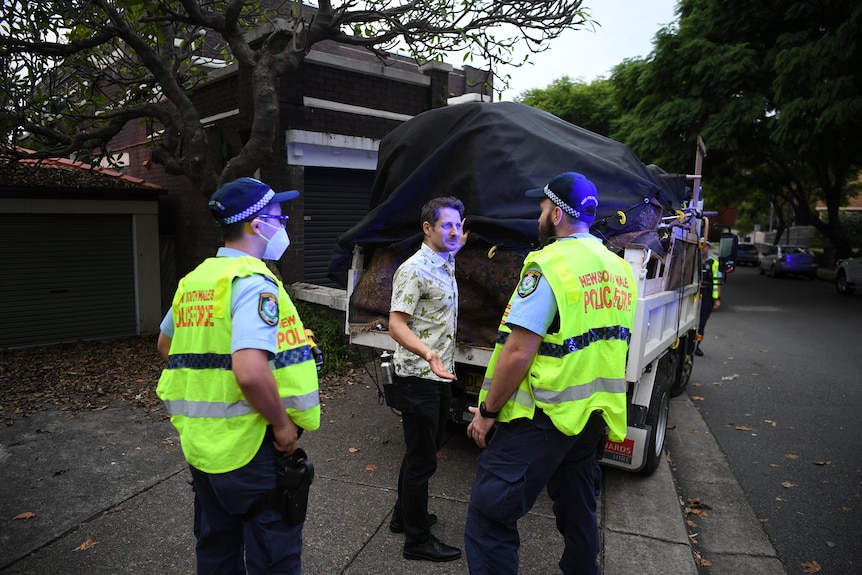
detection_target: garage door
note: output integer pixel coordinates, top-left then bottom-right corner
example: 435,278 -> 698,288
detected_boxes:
0,214 -> 137,349
303,167 -> 375,287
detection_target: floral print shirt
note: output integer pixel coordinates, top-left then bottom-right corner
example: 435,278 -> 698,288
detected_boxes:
390,243 -> 458,381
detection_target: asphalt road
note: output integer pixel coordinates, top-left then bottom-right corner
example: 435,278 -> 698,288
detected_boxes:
680,265 -> 861,574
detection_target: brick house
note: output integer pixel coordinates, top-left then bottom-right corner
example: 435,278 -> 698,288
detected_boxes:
112,37 -> 492,305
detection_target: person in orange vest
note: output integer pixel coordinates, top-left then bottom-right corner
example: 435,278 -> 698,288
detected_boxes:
157,177 -> 320,574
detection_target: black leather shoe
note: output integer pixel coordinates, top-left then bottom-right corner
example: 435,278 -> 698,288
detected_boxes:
403,535 -> 461,562
694,346 -> 704,356
389,512 -> 437,533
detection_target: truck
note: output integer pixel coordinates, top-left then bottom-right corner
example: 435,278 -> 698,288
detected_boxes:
290,102 -> 736,475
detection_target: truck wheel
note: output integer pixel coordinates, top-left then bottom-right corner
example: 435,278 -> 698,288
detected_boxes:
668,344 -> 693,398
641,355 -> 671,475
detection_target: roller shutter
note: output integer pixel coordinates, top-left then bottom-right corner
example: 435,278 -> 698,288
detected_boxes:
0,214 -> 136,349
303,167 -> 374,286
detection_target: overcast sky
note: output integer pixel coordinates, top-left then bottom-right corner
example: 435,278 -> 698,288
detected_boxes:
496,0 -> 680,101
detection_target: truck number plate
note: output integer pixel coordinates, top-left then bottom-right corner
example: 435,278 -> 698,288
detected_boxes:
463,371 -> 484,393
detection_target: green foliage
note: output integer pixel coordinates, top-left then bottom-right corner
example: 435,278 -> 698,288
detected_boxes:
1,0 -> 595,191
294,301 -> 351,377
609,0 -> 862,257
517,76 -> 617,137
838,212 -> 862,249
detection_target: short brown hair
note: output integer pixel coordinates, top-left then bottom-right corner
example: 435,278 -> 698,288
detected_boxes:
420,196 -> 465,227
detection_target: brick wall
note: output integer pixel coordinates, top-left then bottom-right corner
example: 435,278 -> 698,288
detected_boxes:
115,46 -> 491,287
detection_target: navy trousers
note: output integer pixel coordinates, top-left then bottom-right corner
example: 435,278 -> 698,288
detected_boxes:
189,433 -> 303,575
393,376 -> 451,544
698,293 -> 714,337
465,409 -> 605,575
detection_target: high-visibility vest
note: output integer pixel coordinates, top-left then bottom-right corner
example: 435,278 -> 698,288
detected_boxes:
157,255 -> 320,474
702,257 -> 720,299
480,239 -> 636,442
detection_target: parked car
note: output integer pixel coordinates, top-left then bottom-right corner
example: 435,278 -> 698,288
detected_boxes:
835,249 -> 862,295
736,242 -> 759,266
759,245 -> 818,279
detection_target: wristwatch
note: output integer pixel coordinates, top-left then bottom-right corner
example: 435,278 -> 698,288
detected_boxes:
479,401 -> 500,419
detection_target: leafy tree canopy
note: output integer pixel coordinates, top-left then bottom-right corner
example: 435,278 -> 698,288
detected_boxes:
610,0 -> 862,256
0,0 -> 592,194
516,76 -> 617,137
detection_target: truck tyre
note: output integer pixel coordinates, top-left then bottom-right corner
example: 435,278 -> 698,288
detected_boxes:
641,355 -> 672,475
668,342 -> 693,398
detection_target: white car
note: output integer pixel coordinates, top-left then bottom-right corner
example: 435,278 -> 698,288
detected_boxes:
835,249 -> 862,295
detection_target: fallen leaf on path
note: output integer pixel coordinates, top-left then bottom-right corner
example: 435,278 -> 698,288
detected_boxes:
348,447 -> 359,453
785,453 -> 798,460
735,425 -> 753,431
691,383 -> 701,387
825,541 -> 838,548
686,497 -> 711,509
781,481 -> 797,488
764,419 -> 777,427
14,511 -> 35,520
691,396 -> 705,401
812,461 -> 831,466
365,464 -> 377,471
74,537 -> 97,552
801,560 -> 822,573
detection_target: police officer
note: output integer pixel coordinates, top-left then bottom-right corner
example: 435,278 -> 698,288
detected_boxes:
156,177 -> 321,575
695,242 -> 721,356
464,172 -> 637,575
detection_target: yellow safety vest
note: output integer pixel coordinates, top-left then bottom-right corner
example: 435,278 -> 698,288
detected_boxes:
157,255 -> 320,474
480,239 -> 636,442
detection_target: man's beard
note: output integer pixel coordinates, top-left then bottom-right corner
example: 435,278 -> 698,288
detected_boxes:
538,212 -> 555,245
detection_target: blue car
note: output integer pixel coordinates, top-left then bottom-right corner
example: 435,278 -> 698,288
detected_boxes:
759,245 -> 818,279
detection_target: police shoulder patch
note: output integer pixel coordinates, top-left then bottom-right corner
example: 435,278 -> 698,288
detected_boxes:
258,293 -> 279,326
517,270 -> 542,298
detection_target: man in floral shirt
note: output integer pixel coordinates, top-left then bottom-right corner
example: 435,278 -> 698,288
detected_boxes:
388,196 -> 467,562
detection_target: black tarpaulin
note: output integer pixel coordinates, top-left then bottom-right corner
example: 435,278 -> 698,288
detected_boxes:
329,101 -> 689,286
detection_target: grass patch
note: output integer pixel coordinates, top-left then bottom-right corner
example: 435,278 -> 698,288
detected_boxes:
294,301 -> 352,377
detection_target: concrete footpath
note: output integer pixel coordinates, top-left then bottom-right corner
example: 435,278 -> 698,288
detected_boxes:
665,396 -> 787,575
2,369 -> 738,575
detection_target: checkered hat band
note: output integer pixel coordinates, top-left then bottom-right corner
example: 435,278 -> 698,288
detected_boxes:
544,186 -> 581,219
220,189 -> 275,225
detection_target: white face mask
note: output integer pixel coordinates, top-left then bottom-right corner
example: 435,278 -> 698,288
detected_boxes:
258,221 -> 291,260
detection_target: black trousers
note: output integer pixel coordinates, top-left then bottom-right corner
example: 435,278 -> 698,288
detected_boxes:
698,293 -> 714,337
393,375 -> 451,544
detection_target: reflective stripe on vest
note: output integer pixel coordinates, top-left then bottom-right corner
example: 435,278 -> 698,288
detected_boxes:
164,389 -> 320,419
495,326 -> 632,356
166,346 -> 313,370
